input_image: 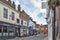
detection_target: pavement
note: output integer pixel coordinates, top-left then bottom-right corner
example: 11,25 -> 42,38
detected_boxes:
43,36 -> 48,40
3,34 -> 48,40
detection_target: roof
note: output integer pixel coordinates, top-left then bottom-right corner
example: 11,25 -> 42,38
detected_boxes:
20,10 -> 29,21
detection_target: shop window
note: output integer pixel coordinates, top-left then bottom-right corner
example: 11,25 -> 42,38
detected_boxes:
9,31 -> 13,33
3,26 -> 7,33
0,26 -> 2,33
8,27 -> 14,33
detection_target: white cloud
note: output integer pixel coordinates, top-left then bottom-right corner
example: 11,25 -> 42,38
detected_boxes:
11,0 -> 20,6
30,0 -> 48,14
40,9 -> 47,14
13,0 -> 47,25
20,4 -> 47,25
11,0 -> 14,1
15,0 -> 20,6
30,0 -> 41,8
37,17 -> 47,25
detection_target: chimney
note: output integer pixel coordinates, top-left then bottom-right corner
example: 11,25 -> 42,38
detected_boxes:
8,0 -> 11,6
18,5 -> 21,12
8,0 -> 11,3
1,0 -> 7,3
12,1 -> 16,9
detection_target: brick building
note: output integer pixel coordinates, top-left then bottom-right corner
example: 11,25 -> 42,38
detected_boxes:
35,24 -> 48,34
18,5 -> 30,37
39,25 -> 48,34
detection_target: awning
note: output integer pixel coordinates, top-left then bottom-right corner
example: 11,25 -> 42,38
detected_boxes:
0,21 -> 21,28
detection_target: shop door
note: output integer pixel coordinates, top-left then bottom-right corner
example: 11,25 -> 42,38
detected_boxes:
15,28 -> 20,37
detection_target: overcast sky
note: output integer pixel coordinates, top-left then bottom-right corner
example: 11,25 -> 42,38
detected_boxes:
11,0 -> 47,25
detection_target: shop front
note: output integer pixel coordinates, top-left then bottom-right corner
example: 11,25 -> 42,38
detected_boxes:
0,21 -> 21,38
28,27 -> 33,36
20,26 -> 28,37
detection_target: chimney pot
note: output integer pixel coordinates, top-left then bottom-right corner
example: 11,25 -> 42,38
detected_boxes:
8,0 -> 11,3
18,5 -> 21,12
12,1 -> 16,9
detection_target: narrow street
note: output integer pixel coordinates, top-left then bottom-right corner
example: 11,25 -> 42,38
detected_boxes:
0,0 -> 48,40
7,34 -> 48,40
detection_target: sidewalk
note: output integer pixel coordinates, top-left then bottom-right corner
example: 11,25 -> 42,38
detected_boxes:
7,34 -> 47,40
7,35 -> 35,40
43,37 -> 48,40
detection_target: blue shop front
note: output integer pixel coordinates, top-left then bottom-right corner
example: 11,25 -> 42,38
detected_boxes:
28,27 -> 34,36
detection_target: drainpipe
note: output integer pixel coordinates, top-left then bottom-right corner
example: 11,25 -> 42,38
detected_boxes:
53,1 -> 57,40
53,7 -> 56,40
53,0 -> 58,40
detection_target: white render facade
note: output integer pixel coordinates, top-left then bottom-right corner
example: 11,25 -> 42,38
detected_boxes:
0,1 -> 19,25
0,0 -> 20,38
28,18 -> 36,36
28,20 -> 35,29
20,18 -> 28,36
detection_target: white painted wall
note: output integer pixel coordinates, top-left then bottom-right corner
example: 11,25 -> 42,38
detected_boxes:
28,20 -> 33,27
28,20 -> 35,29
20,18 -> 28,26
0,1 -> 20,25
23,20 -> 27,26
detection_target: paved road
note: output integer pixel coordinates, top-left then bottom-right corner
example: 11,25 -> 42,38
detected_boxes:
1,34 -> 48,40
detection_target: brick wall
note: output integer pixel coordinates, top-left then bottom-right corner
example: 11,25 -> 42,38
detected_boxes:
20,10 -> 29,21
35,24 -> 48,34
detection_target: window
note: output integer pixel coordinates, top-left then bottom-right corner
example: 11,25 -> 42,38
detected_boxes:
0,26 -> 2,33
8,27 -> 14,33
41,2 -> 47,9
9,31 -> 13,33
12,12 -> 15,20
3,26 -> 7,33
41,0 -> 44,1
17,19 -> 20,23
3,8 -> 8,18
21,20 -> 23,25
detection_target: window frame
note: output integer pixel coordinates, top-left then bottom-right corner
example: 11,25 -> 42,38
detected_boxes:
0,26 -> 2,33
3,8 -> 8,18
11,12 -> 15,20
21,20 -> 23,25
16,19 -> 20,23
3,26 -> 7,33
